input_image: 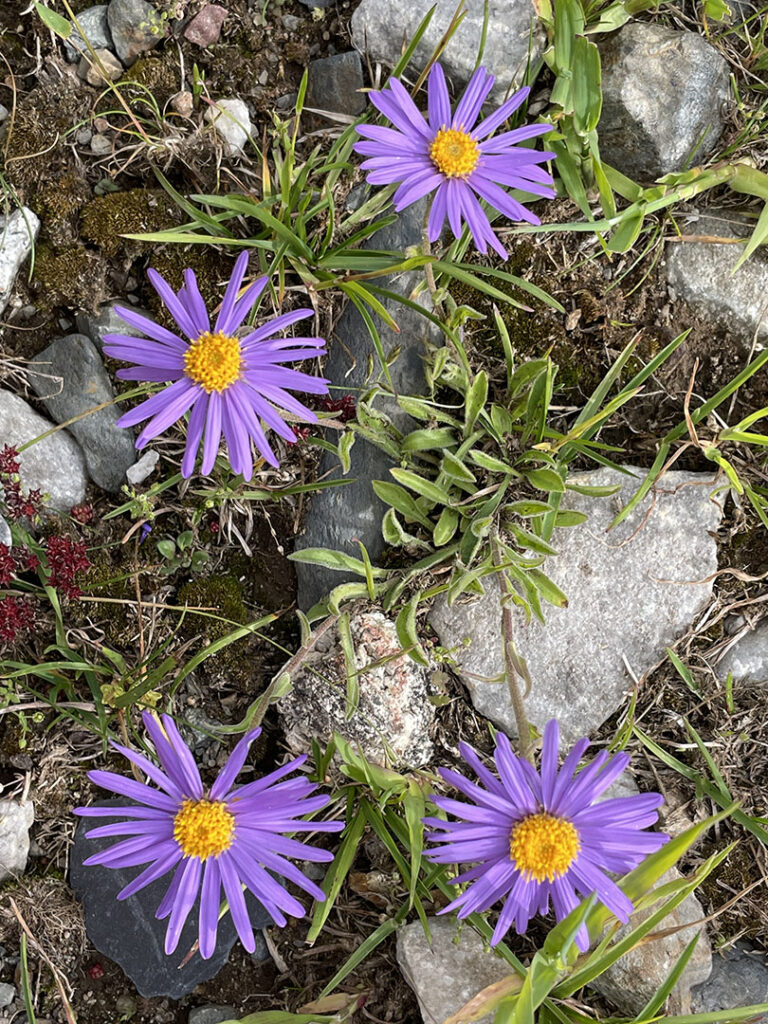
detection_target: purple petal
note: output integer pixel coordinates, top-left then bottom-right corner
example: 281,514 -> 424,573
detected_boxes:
215,251 -> 249,334
201,391 -> 223,475
87,770 -> 178,811
117,378 -> 197,431
147,268 -> 201,341
211,729 -> 261,801
474,87 -> 530,140
135,382 -> 201,449
109,307 -> 188,349
164,856 -> 202,955
181,391 -> 208,478
428,62 -> 451,131
218,851 -> 257,951
199,859 -> 221,959
117,846 -> 182,900
180,268 -> 210,336
158,714 -> 204,799
452,68 -> 494,131
225,275 -> 269,334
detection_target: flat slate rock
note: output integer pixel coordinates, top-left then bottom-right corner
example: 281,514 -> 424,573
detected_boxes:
691,944 -> 768,1018
76,300 -> 149,350
665,209 -> 768,350
107,0 -> 164,65
397,916 -> 512,1024
70,801 -> 269,999
0,389 -> 87,511
351,0 -> 545,105
430,466 -> 723,744
294,198 -> 438,611
598,23 -> 730,181
29,334 -> 136,493
63,5 -> 113,62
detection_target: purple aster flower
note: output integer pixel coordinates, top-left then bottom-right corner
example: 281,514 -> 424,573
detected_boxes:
104,252 -> 329,480
354,64 -> 556,259
424,720 -> 669,949
74,711 -> 343,959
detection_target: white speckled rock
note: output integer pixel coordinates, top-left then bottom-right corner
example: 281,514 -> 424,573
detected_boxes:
204,98 -> 252,157
0,390 -> 87,511
351,0 -> 545,105
592,868 -> 712,1014
430,466 -> 723,745
597,23 -> 730,181
666,210 -> 768,350
0,208 -> 40,316
397,917 -> 512,1024
278,609 -> 434,767
0,800 -> 34,882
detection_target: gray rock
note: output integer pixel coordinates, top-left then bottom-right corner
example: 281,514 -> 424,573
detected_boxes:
597,23 -> 730,182
307,52 -> 366,119
294,198 -> 437,611
430,466 -> 723,745
278,609 -> 435,767
63,5 -> 113,61
691,944 -> 768,1018
715,620 -> 768,685
107,0 -> 164,65
0,207 -> 40,316
188,1007 -> 237,1024
298,0 -> 335,7
592,868 -> 711,1015
29,334 -> 136,493
90,133 -> 113,156
205,98 -> 252,157
0,516 -> 10,548
70,802 -> 269,999
126,448 -> 159,485
0,983 -> 14,1009
0,104 -> 9,121
78,48 -> 123,86
76,127 -> 93,145
0,390 -> 87,511
397,917 -> 512,1024
76,300 -> 147,350
0,800 -> 34,882
666,209 -> 768,348
351,0 -> 545,105
282,14 -> 301,30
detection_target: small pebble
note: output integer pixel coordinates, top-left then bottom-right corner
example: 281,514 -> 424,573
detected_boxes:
204,97 -> 252,157
90,133 -> 112,156
170,90 -> 194,117
0,983 -> 16,1009
93,116 -> 110,132
258,69 -> 268,86
126,449 -> 160,485
184,4 -> 228,46
78,47 -> 123,86
276,92 -> 297,110
0,104 -> 9,121
76,127 -> 93,145
282,14 -> 300,30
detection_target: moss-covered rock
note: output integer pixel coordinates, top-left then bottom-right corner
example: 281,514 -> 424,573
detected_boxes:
80,187 -> 180,258
32,242 -> 107,312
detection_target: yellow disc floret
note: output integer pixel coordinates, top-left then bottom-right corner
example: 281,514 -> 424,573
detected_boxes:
509,812 -> 580,882
174,799 -> 235,860
184,331 -> 242,392
430,127 -> 480,178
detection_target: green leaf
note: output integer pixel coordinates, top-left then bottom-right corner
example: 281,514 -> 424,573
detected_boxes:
464,371 -> 489,435
509,525 -> 559,556
469,449 -> 516,474
401,427 -> 458,452
667,647 -> 702,697
34,2 -> 72,37
505,500 -> 554,517
372,480 -> 433,528
433,506 -> 459,546
156,539 -> 176,559
391,467 -> 454,506
528,568 -> 568,608
565,481 -> 623,496
305,806 -> 366,944
288,547 -> 387,577
526,469 -> 565,492
572,36 -> 602,134
553,510 -> 587,527
396,591 -> 429,665
441,450 -> 477,485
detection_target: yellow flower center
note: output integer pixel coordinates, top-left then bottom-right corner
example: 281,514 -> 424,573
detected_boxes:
184,331 -> 242,392
430,127 -> 480,178
173,799 -> 235,860
509,812 -> 580,882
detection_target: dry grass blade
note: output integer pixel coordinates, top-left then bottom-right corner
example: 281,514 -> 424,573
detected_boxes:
9,897 -> 77,1024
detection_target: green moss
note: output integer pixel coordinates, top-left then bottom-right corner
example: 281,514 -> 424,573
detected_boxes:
80,187 -> 180,257
119,55 -> 180,106
37,174 -> 92,245
32,242 -> 107,312
177,575 -> 249,641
